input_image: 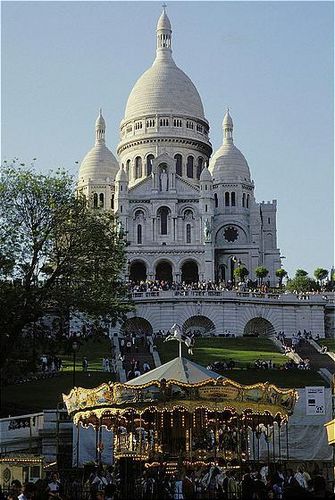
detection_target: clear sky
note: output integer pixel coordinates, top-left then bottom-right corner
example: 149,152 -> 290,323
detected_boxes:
2,1 -> 334,278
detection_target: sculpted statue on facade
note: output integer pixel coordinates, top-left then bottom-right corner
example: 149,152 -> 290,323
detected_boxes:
204,219 -> 212,243
160,168 -> 168,192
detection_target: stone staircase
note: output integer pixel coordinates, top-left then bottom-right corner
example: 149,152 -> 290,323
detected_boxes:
120,336 -> 155,380
295,339 -> 335,375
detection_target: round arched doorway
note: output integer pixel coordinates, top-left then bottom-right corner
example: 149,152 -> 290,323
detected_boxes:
129,261 -> 147,283
181,260 -> 199,284
243,318 -> 275,337
182,315 -> 216,336
155,261 -> 173,282
121,317 -> 153,336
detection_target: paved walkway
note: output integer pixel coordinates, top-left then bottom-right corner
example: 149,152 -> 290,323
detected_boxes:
295,339 -> 335,374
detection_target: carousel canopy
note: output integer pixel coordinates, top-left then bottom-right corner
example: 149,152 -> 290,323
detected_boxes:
126,357 -> 222,386
63,354 -> 298,424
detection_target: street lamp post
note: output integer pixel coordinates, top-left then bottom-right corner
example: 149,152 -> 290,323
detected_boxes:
72,341 -> 79,387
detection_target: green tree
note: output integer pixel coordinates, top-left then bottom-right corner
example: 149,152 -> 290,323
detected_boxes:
314,268 -> 328,284
295,269 -> 308,278
0,164 -> 131,369
286,275 -> 318,293
255,266 -> 269,285
233,266 -> 249,283
275,268 -> 287,287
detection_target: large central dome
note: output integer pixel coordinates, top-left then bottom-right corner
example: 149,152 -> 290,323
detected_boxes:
123,9 -> 205,122
125,59 -> 205,121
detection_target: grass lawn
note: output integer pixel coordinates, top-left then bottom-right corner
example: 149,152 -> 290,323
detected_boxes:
156,337 -> 326,388
156,337 -> 287,367
60,336 -> 113,372
319,339 -> 335,353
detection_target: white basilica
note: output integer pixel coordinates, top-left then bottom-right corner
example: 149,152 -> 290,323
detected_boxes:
78,8 -> 281,287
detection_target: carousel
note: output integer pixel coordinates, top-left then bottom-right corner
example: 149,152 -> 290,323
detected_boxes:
63,332 -> 298,495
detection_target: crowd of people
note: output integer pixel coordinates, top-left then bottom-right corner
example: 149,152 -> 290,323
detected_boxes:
39,355 -> 62,373
2,464 -> 332,500
128,279 -> 335,298
128,280 -> 273,295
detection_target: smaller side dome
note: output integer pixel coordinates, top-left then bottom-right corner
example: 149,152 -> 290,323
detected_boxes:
115,164 -> 128,182
209,112 -> 251,183
200,164 -> 212,182
78,110 -> 119,184
79,144 -> 119,184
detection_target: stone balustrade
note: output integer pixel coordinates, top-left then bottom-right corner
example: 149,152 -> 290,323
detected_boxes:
130,289 -> 332,303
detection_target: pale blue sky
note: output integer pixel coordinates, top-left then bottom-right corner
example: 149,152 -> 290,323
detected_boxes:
2,1 -> 334,278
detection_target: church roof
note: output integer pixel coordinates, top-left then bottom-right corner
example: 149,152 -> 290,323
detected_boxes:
222,109 -> 233,128
126,356 -> 222,386
124,9 -> 205,122
209,111 -> 251,183
79,110 -> 119,184
115,164 -> 128,182
200,164 -> 212,182
157,8 -> 171,31
79,144 -> 119,184
209,143 -> 251,183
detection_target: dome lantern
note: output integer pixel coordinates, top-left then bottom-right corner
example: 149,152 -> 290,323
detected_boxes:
222,108 -> 233,143
95,108 -> 106,144
156,4 -> 172,61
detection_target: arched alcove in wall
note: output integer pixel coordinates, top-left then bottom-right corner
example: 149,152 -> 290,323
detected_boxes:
182,315 -> 215,336
121,317 -> 153,335
243,317 -> 275,337
181,260 -> 199,283
155,261 -> 173,282
129,261 -> 147,283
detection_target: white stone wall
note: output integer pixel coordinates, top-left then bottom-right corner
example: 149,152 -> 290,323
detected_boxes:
113,292 -> 327,338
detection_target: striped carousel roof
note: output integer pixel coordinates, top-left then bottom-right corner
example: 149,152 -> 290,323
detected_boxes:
126,357 -> 222,386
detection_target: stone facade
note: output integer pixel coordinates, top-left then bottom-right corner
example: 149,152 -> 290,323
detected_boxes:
78,8 -> 281,287
76,8 -> 332,339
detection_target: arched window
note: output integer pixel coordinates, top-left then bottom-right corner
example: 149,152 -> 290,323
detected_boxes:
158,207 -> 169,235
111,195 -> 114,210
247,194 -> 250,208
225,192 -> 230,206
175,154 -> 182,176
186,224 -> 191,243
242,193 -> 245,207
126,159 -> 131,176
135,209 -> 144,219
197,157 -> 204,179
93,193 -> 98,208
146,154 -> 154,176
137,224 -> 142,244
231,192 -> 236,207
184,209 -> 193,220
135,157 -> 142,179
187,156 -> 194,178
99,193 -> 104,208
214,193 -> 218,208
